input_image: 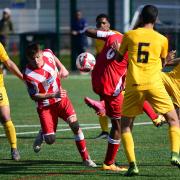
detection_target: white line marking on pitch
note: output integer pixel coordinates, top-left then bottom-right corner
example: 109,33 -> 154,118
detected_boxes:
0,122 -> 152,137
0,124 -> 100,128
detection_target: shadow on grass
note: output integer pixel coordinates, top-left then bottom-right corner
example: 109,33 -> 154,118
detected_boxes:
0,159 -> 105,180
0,160 -> 179,179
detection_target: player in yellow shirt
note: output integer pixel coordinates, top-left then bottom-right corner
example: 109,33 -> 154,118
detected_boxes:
0,42 -> 23,160
161,58 -> 180,119
114,5 -> 180,176
85,14 -> 166,139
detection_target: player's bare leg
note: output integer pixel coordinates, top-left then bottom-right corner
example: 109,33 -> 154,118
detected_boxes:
174,105 -> 180,120
163,110 -> 180,168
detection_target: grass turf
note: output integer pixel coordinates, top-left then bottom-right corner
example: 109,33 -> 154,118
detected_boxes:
0,75 -> 179,180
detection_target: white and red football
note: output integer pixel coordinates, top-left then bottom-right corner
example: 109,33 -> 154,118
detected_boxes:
76,52 -> 96,72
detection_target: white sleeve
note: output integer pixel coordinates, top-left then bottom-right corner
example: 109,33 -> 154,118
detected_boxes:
96,30 -> 116,38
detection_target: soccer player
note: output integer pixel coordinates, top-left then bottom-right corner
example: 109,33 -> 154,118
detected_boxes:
0,42 -> 23,161
161,56 -> 180,119
85,24 -> 129,171
84,14 -> 165,139
85,14 -> 118,139
114,5 -> 180,176
23,43 -> 96,167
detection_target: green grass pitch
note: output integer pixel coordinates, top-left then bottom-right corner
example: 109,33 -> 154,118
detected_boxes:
0,75 -> 179,180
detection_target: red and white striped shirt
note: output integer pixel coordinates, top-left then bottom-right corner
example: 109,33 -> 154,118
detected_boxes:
23,49 -> 61,108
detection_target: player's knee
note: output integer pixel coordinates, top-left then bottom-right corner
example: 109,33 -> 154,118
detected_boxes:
44,134 -> 56,145
69,121 -> 80,133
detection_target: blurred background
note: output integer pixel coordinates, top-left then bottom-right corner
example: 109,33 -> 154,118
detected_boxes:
1,0 -> 180,71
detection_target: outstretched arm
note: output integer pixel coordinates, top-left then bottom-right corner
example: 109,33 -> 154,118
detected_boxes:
3,59 -> 23,80
163,50 -> 180,66
85,29 -> 115,38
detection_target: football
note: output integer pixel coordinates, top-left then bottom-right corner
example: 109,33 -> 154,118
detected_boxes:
76,52 -> 96,72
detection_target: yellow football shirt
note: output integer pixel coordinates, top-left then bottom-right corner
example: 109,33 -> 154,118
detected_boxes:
0,43 -> 9,86
170,63 -> 180,79
95,30 -> 121,55
119,27 -> 168,90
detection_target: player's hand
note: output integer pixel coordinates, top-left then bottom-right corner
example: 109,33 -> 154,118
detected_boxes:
60,88 -> 67,98
111,40 -> 120,52
59,69 -> 69,79
166,50 -> 176,64
54,89 -> 67,98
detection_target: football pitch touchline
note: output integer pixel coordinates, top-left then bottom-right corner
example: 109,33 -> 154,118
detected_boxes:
0,124 -> 100,128
0,122 -> 152,137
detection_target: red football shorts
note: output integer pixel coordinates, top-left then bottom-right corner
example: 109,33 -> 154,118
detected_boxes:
37,96 -> 76,135
101,92 -> 124,119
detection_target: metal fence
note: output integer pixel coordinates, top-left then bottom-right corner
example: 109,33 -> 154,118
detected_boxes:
1,0 -> 180,69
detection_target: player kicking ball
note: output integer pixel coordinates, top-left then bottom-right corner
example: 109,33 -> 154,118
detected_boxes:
23,43 -> 96,168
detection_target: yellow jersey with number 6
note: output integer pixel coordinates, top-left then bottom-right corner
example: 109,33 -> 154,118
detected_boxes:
0,43 -> 9,87
119,27 -> 168,90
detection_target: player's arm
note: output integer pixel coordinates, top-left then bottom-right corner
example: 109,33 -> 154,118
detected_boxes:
25,81 -> 66,101
165,57 -> 180,66
0,43 -> 23,80
85,29 -> 115,39
112,34 -> 128,62
31,90 -> 66,101
111,40 -> 123,61
54,56 -> 69,78
31,92 -> 59,100
32,89 -> 67,100
164,50 -> 180,66
3,59 -> 23,80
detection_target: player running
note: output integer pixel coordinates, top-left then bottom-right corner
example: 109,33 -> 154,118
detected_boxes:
161,54 -> 180,119
114,5 -> 180,176
0,42 -> 23,161
23,43 -> 96,167
85,23 -> 130,171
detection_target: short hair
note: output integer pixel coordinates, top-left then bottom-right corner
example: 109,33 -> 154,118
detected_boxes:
141,5 -> 158,24
3,8 -> 11,16
26,42 -> 40,59
96,14 -> 109,23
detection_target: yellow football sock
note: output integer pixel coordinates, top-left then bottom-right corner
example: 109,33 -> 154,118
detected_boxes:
3,120 -> 17,149
99,115 -> 109,132
169,126 -> 180,154
122,132 -> 136,163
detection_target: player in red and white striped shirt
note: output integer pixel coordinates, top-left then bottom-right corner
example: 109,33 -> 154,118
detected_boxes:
23,43 -> 96,167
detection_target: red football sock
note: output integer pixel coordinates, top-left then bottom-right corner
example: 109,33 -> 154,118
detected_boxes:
143,101 -> 158,120
104,139 -> 120,165
75,139 -> 89,161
